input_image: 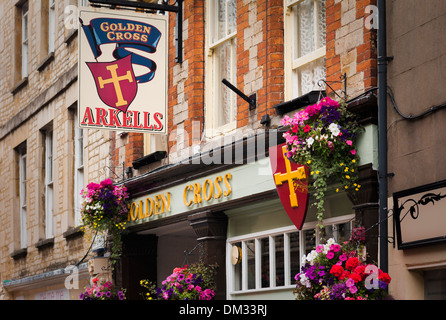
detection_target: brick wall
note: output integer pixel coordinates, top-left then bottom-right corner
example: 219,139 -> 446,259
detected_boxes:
326,0 -> 377,98
167,0 -> 205,160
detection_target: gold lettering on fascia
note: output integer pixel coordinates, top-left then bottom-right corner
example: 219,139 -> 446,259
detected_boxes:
127,172 -> 233,223
183,173 -> 232,207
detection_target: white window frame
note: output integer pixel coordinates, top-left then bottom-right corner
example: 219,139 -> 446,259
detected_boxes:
44,129 -> 54,238
78,0 -> 88,7
21,1 -> 29,79
19,150 -> 27,249
205,0 -> 237,138
284,0 -> 326,99
226,214 -> 354,299
73,111 -> 84,227
48,0 -> 56,53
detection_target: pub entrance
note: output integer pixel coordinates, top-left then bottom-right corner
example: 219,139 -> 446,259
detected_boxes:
116,220 -> 200,299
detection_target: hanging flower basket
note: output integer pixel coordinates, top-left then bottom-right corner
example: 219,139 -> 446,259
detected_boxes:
280,97 -> 363,230
294,239 -> 392,300
140,263 -> 218,300
79,278 -> 126,300
80,178 -> 129,262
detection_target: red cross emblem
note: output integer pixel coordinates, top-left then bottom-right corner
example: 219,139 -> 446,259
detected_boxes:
270,143 -> 309,230
86,55 -> 137,113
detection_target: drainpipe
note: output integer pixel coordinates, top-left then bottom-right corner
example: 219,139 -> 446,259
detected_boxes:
377,0 -> 388,273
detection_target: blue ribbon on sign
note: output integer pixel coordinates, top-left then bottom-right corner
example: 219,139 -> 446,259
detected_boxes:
81,17 -> 162,83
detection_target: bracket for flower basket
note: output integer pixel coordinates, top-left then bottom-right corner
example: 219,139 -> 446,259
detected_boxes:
318,73 -> 347,100
182,242 -> 205,267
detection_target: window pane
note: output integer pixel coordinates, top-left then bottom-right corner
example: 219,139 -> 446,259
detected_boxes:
322,224 -> 334,241
246,240 -> 256,290
296,57 -> 326,95
233,242 -> 242,291
424,269 -> 446,300
260,238 -> 269,288
296,0 -> 314,58
215,0 -> 236,41
227,0 -> 237,35
215,39 -> 236,127
317,0 -> 326,49
275,235 -> 285,287
337,222 -> 351,243
290,232 -> 301,283
304,229 -> 316,255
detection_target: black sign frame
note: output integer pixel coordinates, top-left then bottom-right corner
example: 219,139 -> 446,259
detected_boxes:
393,179 -> 446,250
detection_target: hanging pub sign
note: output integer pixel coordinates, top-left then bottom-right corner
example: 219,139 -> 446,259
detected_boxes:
394,179 -> 446,249
78,7 -> 167,133
270,143 -> 309,230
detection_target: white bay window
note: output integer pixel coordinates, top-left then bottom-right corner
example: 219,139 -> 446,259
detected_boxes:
226,216 -> 353,298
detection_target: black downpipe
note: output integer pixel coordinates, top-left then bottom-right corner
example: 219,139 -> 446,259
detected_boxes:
377,0 -> 388,273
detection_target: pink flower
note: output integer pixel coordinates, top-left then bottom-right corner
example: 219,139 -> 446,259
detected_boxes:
339,254 -> 347,261
194,286 -> 202,292
346,140 -> 353,146
350,149 -> 357,155
100,178 -> 113,188
326,251 -> 335,259
349,285 -> 358,294
316,245 -> 324,253
346,278 -> 355,288
330,244 -> 341,252
281,115 -> 292,126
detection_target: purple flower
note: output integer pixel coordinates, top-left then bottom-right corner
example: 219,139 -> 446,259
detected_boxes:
177,274 -> 185,281
378,280 -> 388,290
329,283 -> 347,300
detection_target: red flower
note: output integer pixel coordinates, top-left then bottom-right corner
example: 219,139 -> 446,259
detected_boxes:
292,126 -> 299,134
339,270 -> 351,280
303,125 -> 311,133
345,257 -> 360,271
353,265 -> 366,279
330,265 -> 344,277
379,272 -> 391,284
92,277 -> 99,284
348,272 -> 362,283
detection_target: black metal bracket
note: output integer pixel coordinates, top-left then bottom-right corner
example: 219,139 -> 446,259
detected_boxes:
318,73 -> 347,100
222,79 -> 256,110
88,0 -> 183,63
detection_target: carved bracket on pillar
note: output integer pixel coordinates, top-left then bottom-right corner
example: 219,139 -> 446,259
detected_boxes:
188,211 -> 228,241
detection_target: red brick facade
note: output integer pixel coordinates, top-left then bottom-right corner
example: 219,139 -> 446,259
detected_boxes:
122,0 -> 378,166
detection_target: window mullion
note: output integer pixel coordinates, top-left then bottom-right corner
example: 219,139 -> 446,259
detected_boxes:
255,238 -> 261,289
269,236 -> 276,288
284,233 -> 291,286
241,240 -> 248,291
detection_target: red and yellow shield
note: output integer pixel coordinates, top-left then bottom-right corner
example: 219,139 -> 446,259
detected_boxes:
270,143 -> 309,230
86,55 -> 137,113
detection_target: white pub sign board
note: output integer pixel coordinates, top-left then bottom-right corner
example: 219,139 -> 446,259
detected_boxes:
78,7 -> 168,133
